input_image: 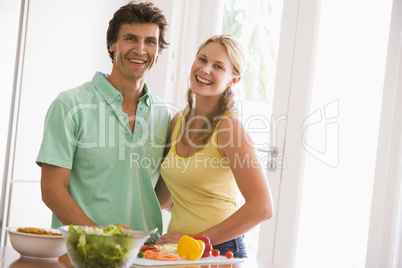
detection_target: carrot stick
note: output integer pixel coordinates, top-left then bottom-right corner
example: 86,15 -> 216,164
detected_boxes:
144,250 -> 162,260
156,252 -> 185,261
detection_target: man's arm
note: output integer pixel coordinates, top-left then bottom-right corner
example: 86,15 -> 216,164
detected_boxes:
155,112 -> 180,211
40,163 -> 97,226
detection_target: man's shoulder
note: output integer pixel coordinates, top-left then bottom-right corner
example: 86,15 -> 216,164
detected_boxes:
55,81 -> 97,107
148,92 -> 172,113
146,93 -> 173,128
148,91 -> 166,104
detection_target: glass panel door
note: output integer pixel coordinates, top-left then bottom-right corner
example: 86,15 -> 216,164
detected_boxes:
221,0 -> 284,261
295,0 -> 393,267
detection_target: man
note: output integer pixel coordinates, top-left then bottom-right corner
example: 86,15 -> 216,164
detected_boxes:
37,1 -> 171,239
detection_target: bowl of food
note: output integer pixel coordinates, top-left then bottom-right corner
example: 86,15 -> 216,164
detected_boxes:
6,227 -> 67,261
59,224 -> 156,268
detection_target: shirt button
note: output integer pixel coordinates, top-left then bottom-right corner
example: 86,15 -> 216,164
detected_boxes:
108,98 -> 112,102
116,96 -> 120,101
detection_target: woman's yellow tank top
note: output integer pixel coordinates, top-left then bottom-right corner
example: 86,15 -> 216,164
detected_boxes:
160,114 -> 239,235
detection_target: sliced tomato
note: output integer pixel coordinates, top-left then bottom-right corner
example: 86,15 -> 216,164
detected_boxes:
148,248 -> 161,252
140,245 -> 161,252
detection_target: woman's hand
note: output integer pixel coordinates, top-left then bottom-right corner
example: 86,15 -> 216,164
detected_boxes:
156,231 -> 185,244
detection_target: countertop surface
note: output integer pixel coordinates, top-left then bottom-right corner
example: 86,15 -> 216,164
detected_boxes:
0,247 -> 288,268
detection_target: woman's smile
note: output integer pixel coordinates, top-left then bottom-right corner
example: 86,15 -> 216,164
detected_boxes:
195,75 -> 213,86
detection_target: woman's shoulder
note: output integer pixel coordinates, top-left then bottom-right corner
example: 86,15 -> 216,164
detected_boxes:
216,113 -> 242,130
216,114 -> 245,144
214,114 -> 247,158
171,111 -> 183,127
172,111 -> 182,120
168,111 -> 184,137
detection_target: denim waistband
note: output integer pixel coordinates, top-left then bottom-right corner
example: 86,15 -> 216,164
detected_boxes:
212,236 -> 248,258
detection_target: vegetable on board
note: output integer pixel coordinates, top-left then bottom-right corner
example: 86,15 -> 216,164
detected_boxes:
191,234 -> 212,257
177,235 -> 205,261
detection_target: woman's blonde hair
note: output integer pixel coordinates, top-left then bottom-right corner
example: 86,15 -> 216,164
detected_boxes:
181,34 -> 246,147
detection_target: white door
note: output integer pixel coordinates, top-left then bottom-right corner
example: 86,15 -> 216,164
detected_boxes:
219,0 -> 286,261
192,0 -> 318,262
218,0 -> 320,263
265,0 -> 395,267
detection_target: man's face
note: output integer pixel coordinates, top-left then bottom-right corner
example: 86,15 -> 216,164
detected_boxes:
108,23 -> 160,82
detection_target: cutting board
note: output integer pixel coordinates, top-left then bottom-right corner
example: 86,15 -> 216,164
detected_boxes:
131,255 -> 245,266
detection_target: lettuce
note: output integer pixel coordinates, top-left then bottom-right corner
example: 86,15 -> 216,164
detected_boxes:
66,224 -> 135,268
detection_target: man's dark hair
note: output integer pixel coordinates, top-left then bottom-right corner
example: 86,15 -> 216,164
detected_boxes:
107,1 -> 170,60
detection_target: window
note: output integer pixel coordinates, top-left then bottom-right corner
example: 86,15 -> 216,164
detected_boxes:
222,0 -> 282,103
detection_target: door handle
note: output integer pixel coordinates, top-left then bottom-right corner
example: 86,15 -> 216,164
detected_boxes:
257,146 -> 278,171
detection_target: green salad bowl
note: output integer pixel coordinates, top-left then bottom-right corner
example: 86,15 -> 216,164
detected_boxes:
59,225 -> 156,268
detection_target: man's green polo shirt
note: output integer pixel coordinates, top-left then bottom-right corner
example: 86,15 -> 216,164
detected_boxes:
36,72 -> 171,239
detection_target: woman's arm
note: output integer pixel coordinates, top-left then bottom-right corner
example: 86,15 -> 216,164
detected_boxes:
198,116 -> 273,245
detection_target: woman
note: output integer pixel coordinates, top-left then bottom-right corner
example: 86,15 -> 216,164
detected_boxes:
155,34 -> 273,258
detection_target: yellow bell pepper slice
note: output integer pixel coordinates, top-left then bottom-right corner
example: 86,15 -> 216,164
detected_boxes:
177,235 -> 205,260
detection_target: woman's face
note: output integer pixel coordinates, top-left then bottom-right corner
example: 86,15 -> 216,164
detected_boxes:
190,42 -> 238,98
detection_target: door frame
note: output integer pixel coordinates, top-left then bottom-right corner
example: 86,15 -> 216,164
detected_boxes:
366,0 -> 402,266
257,0 -> 322,265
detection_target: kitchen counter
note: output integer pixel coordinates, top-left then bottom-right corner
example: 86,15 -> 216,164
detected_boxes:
0,247 -> 287,268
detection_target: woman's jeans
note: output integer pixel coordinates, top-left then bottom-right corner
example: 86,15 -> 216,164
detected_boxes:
212,236 -> 248,258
